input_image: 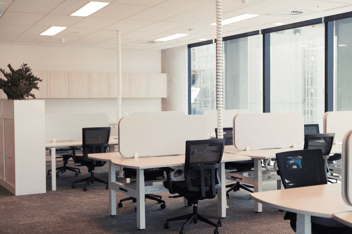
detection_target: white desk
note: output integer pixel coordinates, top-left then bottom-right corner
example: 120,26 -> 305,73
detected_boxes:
226,144 -> 342,212
89,152 -> 251,230
45,137 -> 118,191
333,212 -> 352,228
251,184 -> 352,234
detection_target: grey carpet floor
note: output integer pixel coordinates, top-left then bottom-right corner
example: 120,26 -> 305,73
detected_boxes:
0,171 -> 294,234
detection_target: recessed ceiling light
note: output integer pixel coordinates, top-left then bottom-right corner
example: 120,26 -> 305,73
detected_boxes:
338,44 -> 347,47
275,23 -> 284,26
155,34 -> 188,42
210,14 -> 259,26
40,26 -> 67,36
71,1 -> 110,17
199,38 -> 207,41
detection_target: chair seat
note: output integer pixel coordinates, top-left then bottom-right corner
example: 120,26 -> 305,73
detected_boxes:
124,168 -> 165,180
226,160 -> 254,171
163,179 -> 217,200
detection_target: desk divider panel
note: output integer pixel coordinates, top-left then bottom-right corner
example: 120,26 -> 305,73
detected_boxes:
233,113 -> 304,150
130,111 -> 185,116
342,129 -> 352,206
203,109 -> 248,134
324,111 -> 352,143
118,115 -> 207,157
45,113 -> 109,141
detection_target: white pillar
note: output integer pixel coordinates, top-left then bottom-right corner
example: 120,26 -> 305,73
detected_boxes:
116,31 -> 122,122
216,0 -> 223,139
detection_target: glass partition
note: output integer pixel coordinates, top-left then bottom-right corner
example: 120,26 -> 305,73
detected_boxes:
270,24 -> 325,127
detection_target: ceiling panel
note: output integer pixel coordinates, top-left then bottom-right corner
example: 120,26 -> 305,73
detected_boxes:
93,38 -> 116,48
197,0 -> 267,13
106,19 -> 155,31
113,0 -> 166,6
91,3 -> 150,19
23,25 -> 52,35
50,0 -> 90,15
158,0 -> 214,10
0,33 -> 19,42
135,22 -> 185,33
40,36 -> 81,46
36,15 -> 83,27
229,15 -> 292,27
13,34 -> 49,43
322,0 -> 352,3
0,24 -> 30,34
8,0 -> 64,14
71,17 -> 120,29
0,12 -> 45,25
164,9 -> 215,23
297,1 -> 347,11
129,7 -> 186,21
57,27 -> 98,37
87,29 -> 123,38
122,31 -> 156,41
67,37 -> 110,46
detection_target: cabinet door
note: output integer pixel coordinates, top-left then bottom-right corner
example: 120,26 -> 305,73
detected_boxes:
147,73 -> 167,98
31,71 -> 47,99
47,71 -> 69,98
0,119 -> 3,180
4,119 -> 15,186
109,72 -> 117,98
129,73 -> 148,98
90,72 -> 110,98
69,72 -> 90,98
110,73 -> 129,98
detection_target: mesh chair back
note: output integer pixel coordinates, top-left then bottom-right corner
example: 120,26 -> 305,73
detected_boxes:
276,149 -> 327,189
304,124 -> 320,135
304,133 -> 334,156
82,127 -> 111,159
185,139 -> 224,198
215,128 -> 233,145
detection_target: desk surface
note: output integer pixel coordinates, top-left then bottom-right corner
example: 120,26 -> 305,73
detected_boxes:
89,152 -> 251,170
45,137 -> 118,148
333,212 -> 352,227
250,184 -> 352,218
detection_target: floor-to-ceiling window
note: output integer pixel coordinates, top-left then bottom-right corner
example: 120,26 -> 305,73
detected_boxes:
270,24 -> 325,127
334,17 -> 352,111
190,43 -> 216,115
224,35 -> 263,113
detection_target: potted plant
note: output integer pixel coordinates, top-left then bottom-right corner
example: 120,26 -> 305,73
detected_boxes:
0,63 -> 42,100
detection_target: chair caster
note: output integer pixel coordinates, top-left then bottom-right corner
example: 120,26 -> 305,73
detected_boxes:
117,203 -> 123,208
84,187 -> 87,191
75,172 -> 78,176
214,228 -> 219,234
179,229 -> 185,234
72,185 -> 75,189
226,193 -> 229,199
164,222 -> 170,229
217,220 -> 222,227
106,186 -> 109,190
160,203 -> 166,209
135,207 -> 137,212
110,215 -> 115,217
133,198 -> 137,203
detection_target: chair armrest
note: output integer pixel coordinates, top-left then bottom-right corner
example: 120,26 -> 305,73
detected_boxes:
164,168 -> 175,194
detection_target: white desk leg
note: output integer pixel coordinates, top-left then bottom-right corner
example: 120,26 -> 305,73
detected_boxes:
109,162 -> 116,217
137,169 -> 146,230
51,148 -> 56,191
217,162 -> 226,218
253,159 -> 262,213
296,213 -> 311,234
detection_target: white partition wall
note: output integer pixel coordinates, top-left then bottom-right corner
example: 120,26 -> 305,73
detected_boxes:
324,111 -> 352,143
342,129 -> 352,206
0,100 -> 46,196
130,111 -> 185,116
45,113 -> 109,141
118,115 -> 207,157
203,109 -> 248,134
233,112 -> 304,150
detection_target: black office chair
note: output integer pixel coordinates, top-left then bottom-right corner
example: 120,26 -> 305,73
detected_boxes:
276,149 -> 352,233
47,149 -> 81,177
118,168 -> 166,210
164,139 -> 224,234
71,127 -> 110,191
304,124 -> 320,135
215,128 -> 254,197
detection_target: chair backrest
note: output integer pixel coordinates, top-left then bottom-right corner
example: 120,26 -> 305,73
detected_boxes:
215,128 -> 233,145
303,133 -> 334,156
304,124 -> 320,135
276,149 -> 327,189
184,139 -> 224,199
82,127 -> 111,159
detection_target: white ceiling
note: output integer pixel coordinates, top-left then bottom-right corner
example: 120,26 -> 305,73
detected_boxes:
0,0 -> 352,50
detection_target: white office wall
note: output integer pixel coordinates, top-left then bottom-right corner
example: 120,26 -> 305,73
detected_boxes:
161,45 -> 188,114
0,44 -> 162,120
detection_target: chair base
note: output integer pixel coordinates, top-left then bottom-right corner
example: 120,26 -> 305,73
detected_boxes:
164,204 -> 220,234
72,171 -> 108,191
226,181 -> 253,198
118,194 -> 166,210
47,158 -> 81,177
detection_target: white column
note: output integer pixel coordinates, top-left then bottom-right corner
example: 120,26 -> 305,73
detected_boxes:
116,30 -> 122,122
216,0 -> 223,139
